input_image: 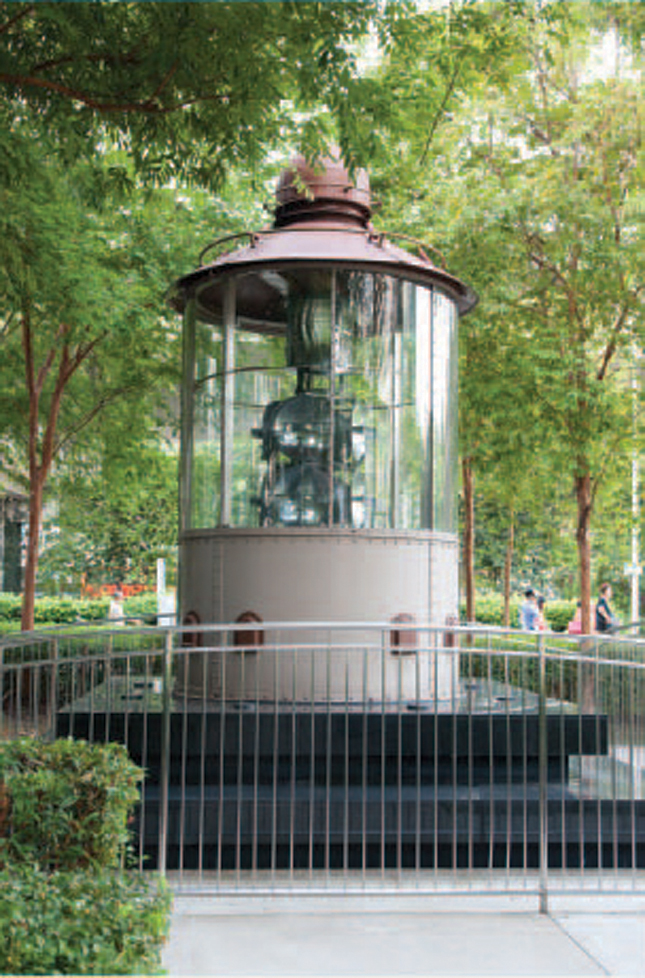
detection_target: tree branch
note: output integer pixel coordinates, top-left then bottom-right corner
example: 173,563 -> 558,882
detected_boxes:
0,5 -> 34,36
54,382 -> 144,455
35,322 -> 70,396
597,288 -> 644,382
418,60 -> 462,166
0,71 -> 230,115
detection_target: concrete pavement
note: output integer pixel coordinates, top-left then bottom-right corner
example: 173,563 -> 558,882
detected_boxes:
162,888 -> 645,976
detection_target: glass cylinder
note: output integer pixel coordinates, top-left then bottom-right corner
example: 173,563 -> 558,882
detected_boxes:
180,266 -> 458,534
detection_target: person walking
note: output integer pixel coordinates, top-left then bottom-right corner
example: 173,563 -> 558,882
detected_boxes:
108,585 -> 125,626
595,583 -> 617,633
520,588 -> 539,631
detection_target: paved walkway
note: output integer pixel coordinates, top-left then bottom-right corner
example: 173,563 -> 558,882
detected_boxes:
163,889 -> 645,976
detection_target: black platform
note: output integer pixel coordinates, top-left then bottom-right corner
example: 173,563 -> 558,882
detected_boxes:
53,678 -> 639,871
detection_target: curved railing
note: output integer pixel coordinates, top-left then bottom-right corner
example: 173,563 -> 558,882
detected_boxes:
2,622 -> 645,906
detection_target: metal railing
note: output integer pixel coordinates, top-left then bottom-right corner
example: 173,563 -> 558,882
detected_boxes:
2,621 -> 645,905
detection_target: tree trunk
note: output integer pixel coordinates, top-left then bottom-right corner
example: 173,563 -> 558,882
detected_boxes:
575,470 -> 596,712
575,471 -> 593,634
503,507 -> 514,628
21,478 -> 44,631
462,457 -> 475,624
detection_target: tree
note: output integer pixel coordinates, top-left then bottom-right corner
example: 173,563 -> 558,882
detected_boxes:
0,1 -> 388,628
373,2 -> 645,630
0,2 -> 377,186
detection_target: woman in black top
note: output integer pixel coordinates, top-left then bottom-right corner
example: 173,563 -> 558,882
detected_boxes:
595,583 -> 616,633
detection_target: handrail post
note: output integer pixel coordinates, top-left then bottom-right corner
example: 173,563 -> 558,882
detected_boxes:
538,630 -> 548,914
158,628 -> 173,877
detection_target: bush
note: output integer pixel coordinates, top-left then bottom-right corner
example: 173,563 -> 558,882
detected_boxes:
0,738 -> 171,975
0,592 -> 159,626
0,593 -> 22,621
0,738 -> 142,871
460,592 -> 577,632
460,592 -> 521,628
124,592 -> 159,624
544,599 -> 577,633
0,864 -> 170,976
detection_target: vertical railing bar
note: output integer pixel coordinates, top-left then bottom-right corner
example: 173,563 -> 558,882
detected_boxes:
451,627 -> 457,879
198,640 -> 210,880
380,630 -> 386,881
538,629 -> 548,914
133,649 -> 143,874
32,654 -> 40,735
575,638 -> 583,886
235,645 -> 246,883
252,632 -> 260,881
217,636 -> 228,888
362,641 -> 369,887
309,635 -> 316,882
629,663 -> 637,883
396,651 -> 402,879
488,634 -> 495,877
105,633 -> 113,744
559,645 -> 566,875
289,642 -> 296,882
595,647 -> 603,884
271,632 -> 279,884
415,632 -> 421,880
326,635 -> 332,879
344,646 -> 350,884
158,628 -> 173,878
177,644 -> 188,880
611,661 -> 618,880
308,636 -> 318,881
504,642 -> 511,882
51,638 -> 59,737
522,642 -> 529,881
433,625 -> 439,882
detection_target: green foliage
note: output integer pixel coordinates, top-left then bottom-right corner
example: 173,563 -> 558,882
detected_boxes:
123,593 -> 159,624
545,600 -> 578,634
0,593 -> 22,621
0,1 -> 376,188
0,737 -> 170,973
0,594 -> 111,624
0,864 -> 170,976
0,738 -> 141,871
461,592 -> 577,632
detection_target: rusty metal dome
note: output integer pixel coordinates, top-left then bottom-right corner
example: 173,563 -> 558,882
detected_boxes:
168,154 -> 477,317
274,153 -> 372,229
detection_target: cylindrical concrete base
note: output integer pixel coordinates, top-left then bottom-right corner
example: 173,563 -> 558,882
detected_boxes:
178,528 -> 459,703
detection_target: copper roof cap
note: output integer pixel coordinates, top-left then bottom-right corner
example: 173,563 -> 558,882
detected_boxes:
274,154 -> 372,229
168,154 -> 477,315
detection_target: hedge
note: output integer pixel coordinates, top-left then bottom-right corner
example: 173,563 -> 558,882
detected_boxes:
0,865 -> 170,976
460,593 -> 577,632
0,739 -> 142,871
0,592 -> 158,625
0,738 -> 171,975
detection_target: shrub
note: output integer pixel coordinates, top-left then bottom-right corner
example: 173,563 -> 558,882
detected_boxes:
0,592 -> 159,626
544,599 -> 577,633
124,592 -> 159,624
0,593 -> 22,621
460,593 -> 521,628
0,738 -> 142,871
0,864 -> 171,976
0,738 -> 171,974
460,592 -> 577,632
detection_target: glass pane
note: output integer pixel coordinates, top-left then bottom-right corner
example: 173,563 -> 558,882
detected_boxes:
432,291 -> 458,532
182,267 -> 459,534
191,321 -> 222,527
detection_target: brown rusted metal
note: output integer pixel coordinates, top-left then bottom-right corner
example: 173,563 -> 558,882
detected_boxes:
167,153 -> 478,316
